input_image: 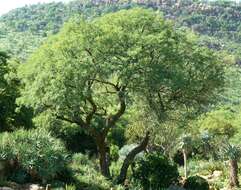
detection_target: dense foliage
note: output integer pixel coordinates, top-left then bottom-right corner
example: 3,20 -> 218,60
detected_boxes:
0,0 -> 241,189
183,175 -> 209,190
0,129 -> 69,183
18,8 -> 224,179
0,53 -> 33,132
133,152 -> 179,189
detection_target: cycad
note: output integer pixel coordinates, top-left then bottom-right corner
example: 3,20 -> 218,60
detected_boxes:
220,141 -> 241,188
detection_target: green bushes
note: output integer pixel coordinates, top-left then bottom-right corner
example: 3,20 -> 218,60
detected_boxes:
133,152 -> 179,190
183,175 -> 209,190
70,153 -> 113,190
65,184 -> 76,190
0,129 -> 69,183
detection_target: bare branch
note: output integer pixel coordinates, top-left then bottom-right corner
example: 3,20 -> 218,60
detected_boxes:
117,131 -> 150,184
106,86 -> 126,129
56,115 -> 86,129
85,48 -> 96,64
89,78 -> 118,89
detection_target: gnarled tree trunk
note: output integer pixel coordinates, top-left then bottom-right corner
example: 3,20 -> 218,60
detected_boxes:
117,132 -> 150,184
229,159 -> 239,188
96,134 -> 110,178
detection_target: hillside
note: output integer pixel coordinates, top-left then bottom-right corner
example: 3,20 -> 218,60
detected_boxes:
1,1 -> 241,189
1,0 -> 241,59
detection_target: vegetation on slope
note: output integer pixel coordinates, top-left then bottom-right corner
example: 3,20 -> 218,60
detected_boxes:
1,0 -> 241,59
1,1 -> 241,190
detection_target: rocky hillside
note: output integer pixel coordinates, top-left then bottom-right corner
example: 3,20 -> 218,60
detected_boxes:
0,0 -> 241,59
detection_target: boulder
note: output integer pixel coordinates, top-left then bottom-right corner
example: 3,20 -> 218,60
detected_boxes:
29,184 -> 44,190
21,184 -> 44,190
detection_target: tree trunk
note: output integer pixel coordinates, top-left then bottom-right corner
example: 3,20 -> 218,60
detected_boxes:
229,159 -> 239,188
183,149 -> 188,179
117,132 -> 150,184
96,135 -> 110,178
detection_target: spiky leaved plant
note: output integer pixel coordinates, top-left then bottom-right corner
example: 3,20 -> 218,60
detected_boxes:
221,141 -> 241,188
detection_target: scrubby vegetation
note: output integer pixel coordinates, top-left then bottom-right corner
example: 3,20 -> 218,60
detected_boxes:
183,176 -> 209,190
0,129 -> 69,184
1,0 -> 241,190
133,153 -> 179,189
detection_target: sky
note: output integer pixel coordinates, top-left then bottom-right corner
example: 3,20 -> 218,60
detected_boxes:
0,0 -> 70,16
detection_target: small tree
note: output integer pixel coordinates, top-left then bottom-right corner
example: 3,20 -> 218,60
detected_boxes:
179,134 -> 192,179
221,141 -> 241,188
133,152 -> 179,190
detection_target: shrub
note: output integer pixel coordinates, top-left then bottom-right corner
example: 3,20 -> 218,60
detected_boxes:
108,125 -> 126,147
110,145 -> 119,161
0,133 -> 15,161
183,175 -> 209,190
71,153 -> 91,166
173,150 -> 184,166
0,129 -> 69,183
110,160 -> 122,178
9,168 -> 30,184
133,152 -> 179,190
70,153 -> 112,190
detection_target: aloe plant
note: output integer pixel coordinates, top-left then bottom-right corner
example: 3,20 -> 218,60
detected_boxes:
221,141 -> 241,188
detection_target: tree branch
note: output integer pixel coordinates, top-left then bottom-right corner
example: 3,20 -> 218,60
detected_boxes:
106,86 -> 126,129
56,115 -> 87,129
85,48 -> 96,64
117,131 -> 150,184
86,95 -> 97,125
89,78 -> 118,89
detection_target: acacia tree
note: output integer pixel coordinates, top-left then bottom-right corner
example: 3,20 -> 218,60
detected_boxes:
18,8 -> 224,178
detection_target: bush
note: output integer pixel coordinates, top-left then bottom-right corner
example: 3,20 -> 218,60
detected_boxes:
110,145 -> 119,161
70,153 -> 126,190
9,168 -> 30,184
110,160 -> 122,178
173,150 -> 184,166
183,175 -> 209,190
71,153 -> 91,166
133,152 -> 179,190
0,129 -> 69,183
70,153 -> 112,190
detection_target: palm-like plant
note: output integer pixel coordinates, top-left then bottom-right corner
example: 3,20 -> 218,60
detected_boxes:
221,141 -> 241,188
179,134 -> 192,179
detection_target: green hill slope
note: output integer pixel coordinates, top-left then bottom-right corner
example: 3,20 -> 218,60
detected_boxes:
1,0 -> 241,59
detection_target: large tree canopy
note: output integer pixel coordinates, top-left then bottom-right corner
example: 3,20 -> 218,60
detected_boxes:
18,8 -> 224,178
